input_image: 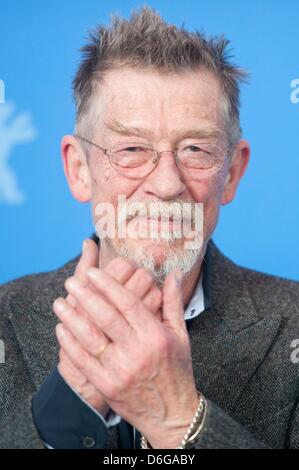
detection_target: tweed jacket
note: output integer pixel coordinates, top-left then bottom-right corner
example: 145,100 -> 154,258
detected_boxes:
0,239 -> 298,448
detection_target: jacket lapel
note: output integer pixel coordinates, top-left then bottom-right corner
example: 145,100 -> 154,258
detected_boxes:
188,240 -> 282,414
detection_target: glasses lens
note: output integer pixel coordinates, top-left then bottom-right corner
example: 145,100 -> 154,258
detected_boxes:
177,143 -> 225,178
110,145 -> 155,178
109,142 -> 226,179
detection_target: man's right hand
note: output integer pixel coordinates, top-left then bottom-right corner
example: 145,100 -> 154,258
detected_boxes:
54,238 -> 162,417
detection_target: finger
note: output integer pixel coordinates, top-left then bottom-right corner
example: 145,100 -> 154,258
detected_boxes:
143,286 -> 162,316
124,267 -> 154,299
104,259 -> 161,315
58,348 -> 87,387
56,323 -> 115,398
86,268 -> 155,328
64,276 -> 131,342
67,239 -> 99,308
67,255 -> 137,346
54,297 -> 110,358
104,257 -> 138,285
162,270 -> 185,331
59,347 -> 74,367
75,239 -> 99,281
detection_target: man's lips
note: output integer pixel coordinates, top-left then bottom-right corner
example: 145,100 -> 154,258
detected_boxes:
125,217 -> 186,238
128,216 -> 182,225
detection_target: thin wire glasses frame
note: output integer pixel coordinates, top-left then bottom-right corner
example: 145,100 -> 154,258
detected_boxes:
75,134 -> 230,180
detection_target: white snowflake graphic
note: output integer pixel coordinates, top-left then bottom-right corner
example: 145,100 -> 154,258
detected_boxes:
0,102 -> 37,204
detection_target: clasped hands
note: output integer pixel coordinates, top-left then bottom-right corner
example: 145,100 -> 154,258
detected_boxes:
53,239 -> 199,449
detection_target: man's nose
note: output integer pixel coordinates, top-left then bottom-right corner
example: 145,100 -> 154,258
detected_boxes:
142,150 -> 186,200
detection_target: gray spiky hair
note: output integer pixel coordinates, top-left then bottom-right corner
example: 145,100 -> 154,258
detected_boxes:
73,6 -> 248,149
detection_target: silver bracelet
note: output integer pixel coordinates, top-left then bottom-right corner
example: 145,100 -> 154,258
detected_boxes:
140,392 -> 207,449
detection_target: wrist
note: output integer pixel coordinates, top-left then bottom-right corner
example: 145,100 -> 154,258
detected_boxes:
141,392 -> 207,449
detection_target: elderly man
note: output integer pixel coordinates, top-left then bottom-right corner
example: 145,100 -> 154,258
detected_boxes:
0,7 -> 298,449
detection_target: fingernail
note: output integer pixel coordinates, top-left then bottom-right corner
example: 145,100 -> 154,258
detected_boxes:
65,276 -> 81,291
56,323 -> 65,338
82,239 -> 87,252
53,298 -> 65,313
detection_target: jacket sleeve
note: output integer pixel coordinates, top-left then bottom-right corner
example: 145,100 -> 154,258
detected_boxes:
0,396 -> 45,449
0,289 -> 45,449
31,367 -> 112,449
191,399 -> 269,449
285,400 -> 299,449
0,285 -> 122,449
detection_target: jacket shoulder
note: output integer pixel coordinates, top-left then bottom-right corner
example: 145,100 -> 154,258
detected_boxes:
208,240 -> 299,306
238,263 -> 299,296
236,262 -> 299,322
0,255 -> 79,311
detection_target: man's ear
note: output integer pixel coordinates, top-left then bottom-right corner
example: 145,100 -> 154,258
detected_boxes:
61,135 -> 92,202
221,140 -> 250,206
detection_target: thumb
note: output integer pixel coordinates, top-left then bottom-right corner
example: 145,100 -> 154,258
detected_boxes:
67,239 -> 99,307
162,269 -> 184,330
75,238 -> 99,283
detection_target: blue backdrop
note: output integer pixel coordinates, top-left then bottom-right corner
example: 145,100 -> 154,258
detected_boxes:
0,0 -> 298,284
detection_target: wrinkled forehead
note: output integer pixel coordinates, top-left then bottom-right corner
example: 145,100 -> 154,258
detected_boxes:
91,68 -> 225,140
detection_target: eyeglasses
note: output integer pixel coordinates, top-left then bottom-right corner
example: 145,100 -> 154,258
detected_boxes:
75,134 -> 230,180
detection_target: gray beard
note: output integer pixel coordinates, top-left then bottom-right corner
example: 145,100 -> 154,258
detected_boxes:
105,237 -> 203,287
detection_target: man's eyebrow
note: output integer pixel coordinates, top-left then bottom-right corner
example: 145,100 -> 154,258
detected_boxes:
104,120 -> 223,141
173,126 -> 223,141
104,120 -> 148,137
